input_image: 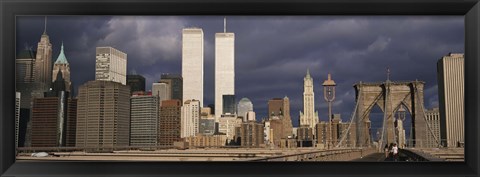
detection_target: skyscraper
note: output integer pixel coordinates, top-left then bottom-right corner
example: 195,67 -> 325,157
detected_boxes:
437,53 -> 464,147
237,97 -> 253,119
182,28 -> 204,107
181,99 -> 201,138
127,74 -> 146,94
76,80 -> 131,151
95,47 -> 127,85
152,82 -> 170,101
52,42 -> 72,94
130,94 -> 160,146
159,100 -> 182,146
300,69 -> 319,134
160,74 -> 183,101
215,18 -> 235,120
34,17 -> 53,86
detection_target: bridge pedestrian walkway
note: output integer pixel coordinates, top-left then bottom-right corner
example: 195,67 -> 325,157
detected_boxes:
352,153 -> 386,162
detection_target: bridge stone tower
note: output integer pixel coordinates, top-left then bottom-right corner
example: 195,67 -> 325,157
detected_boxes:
353,80 -> 427,148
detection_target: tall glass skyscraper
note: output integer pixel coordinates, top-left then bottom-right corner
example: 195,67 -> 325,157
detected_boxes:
182,28 -> 204,107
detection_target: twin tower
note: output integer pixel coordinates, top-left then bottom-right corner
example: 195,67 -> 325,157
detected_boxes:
182,17 -> 234,121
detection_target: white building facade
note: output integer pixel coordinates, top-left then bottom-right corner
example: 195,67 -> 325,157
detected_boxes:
95,47 -> 127,85
437,53 -> 464,147
218,115 -> 241,141
152,82 -> 170,101
182,28 -> 204,107
215,30 -> 235,121
181,100 -> 201,138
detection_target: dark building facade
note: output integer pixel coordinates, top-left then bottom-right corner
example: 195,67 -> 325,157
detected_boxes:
30,71 -> 74,147
199,118 -> 216,135
297,126 -> 314,147
159,100 -> 182,146
268,98 -> 284,117
267,97 -> 294,139
16,48 -> 36,84
127,74 -> 146,94
236,121 -> 264,148
31,97 -> 61,147
160,74 -> 183,101
222,95 -> 236,114
66,98 -> 77,147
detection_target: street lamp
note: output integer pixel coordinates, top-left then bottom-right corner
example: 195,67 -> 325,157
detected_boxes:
322,73 -> 336,149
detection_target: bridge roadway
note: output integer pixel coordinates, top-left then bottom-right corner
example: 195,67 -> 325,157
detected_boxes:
16,147 -> 463,162
17,148 -> 376,161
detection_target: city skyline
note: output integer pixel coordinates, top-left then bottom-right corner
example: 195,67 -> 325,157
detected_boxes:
16,16 -> 464,127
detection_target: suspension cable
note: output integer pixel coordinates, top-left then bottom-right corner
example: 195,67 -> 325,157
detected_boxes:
378,81 -> 390,152
336,87 -> 382,148
414,83 -> 442,147
336,87 -> 361,148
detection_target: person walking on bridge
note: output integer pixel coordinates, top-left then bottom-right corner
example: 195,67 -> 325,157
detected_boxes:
392,143 -> 399,161
384,144 -> 389,158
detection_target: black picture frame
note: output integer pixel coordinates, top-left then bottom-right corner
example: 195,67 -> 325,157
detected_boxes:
1,0 -> 479,176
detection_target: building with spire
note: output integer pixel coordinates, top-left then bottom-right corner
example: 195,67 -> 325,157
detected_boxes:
52,42 -> 72,95
299,69 -> 319,135
215,17 -> 235,120
34,17 -> 53,87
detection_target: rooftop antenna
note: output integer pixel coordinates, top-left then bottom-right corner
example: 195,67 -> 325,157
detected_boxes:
387,67 -> 390,81
224,16 -> 226,33
43,16 -> 47,35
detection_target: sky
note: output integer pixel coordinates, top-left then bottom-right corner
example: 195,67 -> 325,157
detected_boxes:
16,16 -> 464,137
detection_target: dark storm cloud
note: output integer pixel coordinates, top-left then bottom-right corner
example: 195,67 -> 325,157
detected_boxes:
16,16 -> 463,127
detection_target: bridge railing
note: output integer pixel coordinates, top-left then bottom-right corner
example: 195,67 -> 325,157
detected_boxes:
250,148 -> 376,161
399,148 -> 445,161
